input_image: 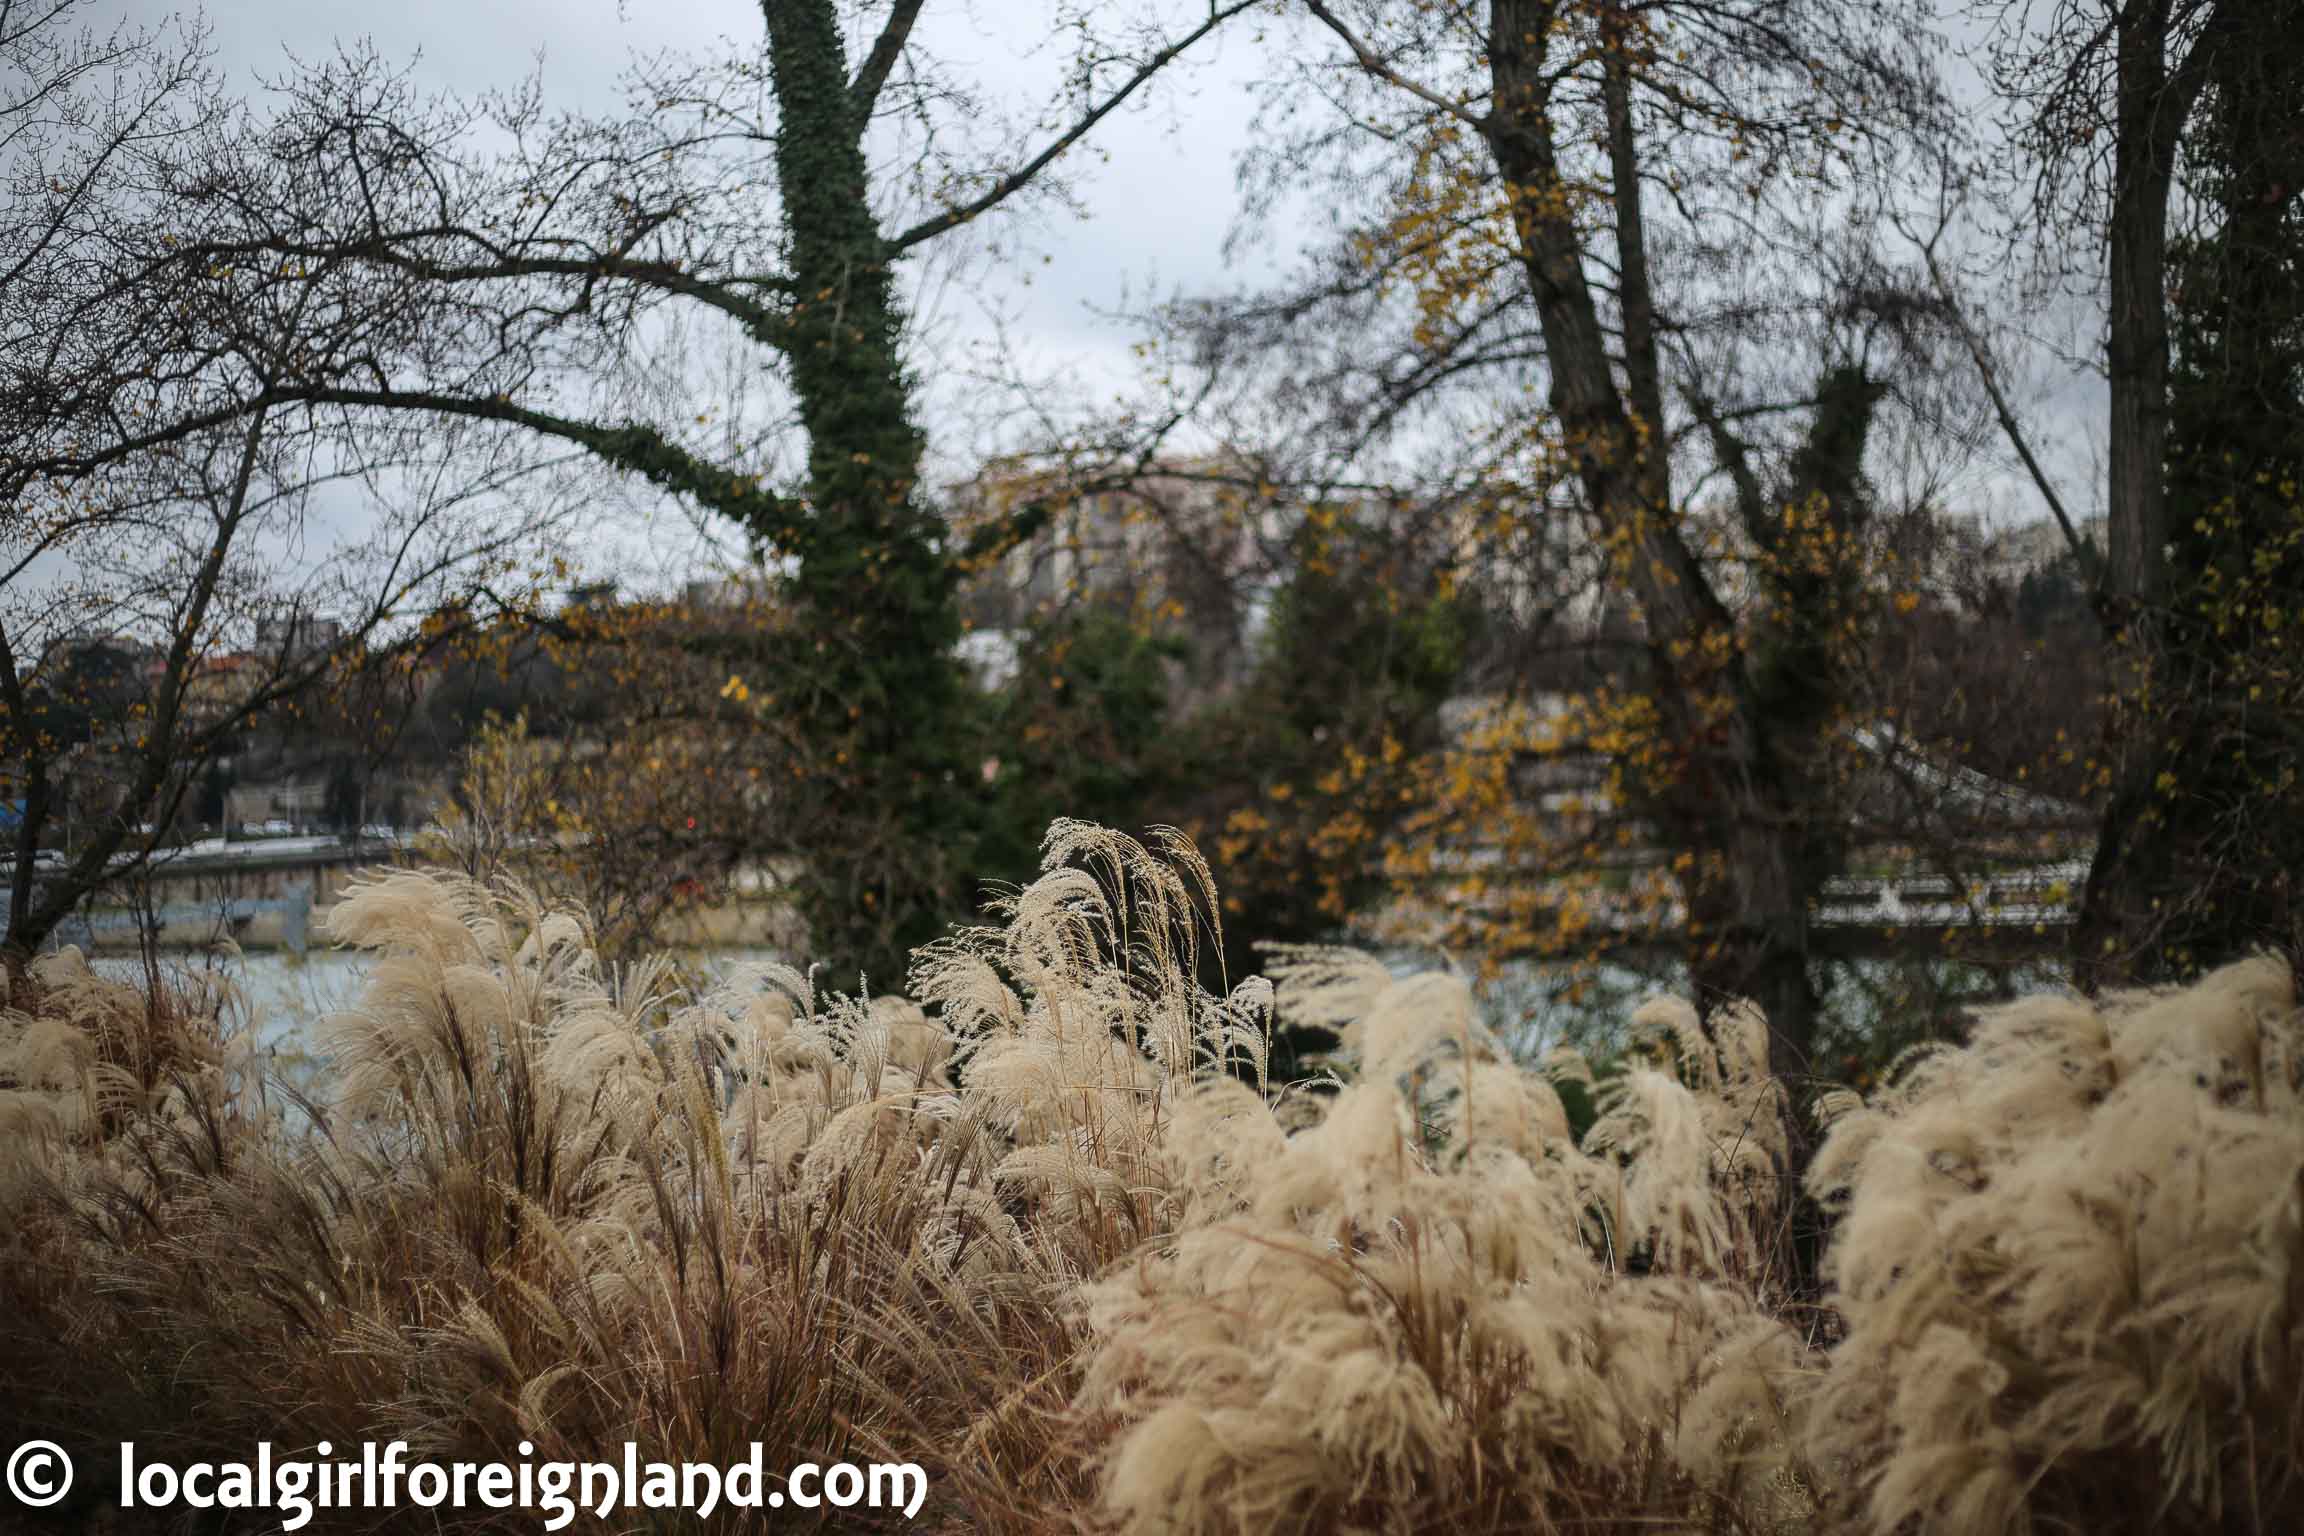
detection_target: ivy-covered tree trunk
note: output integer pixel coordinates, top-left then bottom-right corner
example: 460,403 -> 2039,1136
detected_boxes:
2077,0 -> 2304,983
759,0 -> 975,985
1690,367 -> 1885,1074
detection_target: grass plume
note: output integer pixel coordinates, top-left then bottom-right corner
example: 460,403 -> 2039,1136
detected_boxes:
0,824 -> 2296,1534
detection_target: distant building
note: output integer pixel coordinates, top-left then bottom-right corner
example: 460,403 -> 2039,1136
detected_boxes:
947,452 -> 1408,694
182,651 -> 264,723
949,455 -> 1268,617
39,628 -> 155,678
679,573 -> 779,614
255,613 -> 344,661
1982,516 -> 2102,578
224,780 -> 328,833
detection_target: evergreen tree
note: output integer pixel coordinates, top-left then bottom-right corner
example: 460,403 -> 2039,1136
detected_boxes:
2081,0 -> 2304,977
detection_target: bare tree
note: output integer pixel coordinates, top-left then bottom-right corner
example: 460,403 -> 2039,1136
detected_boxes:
4,0 -> 1259,980
1136,0 -> 1959,1082
0,3 -> 581,959
1975,0 -> 2231,614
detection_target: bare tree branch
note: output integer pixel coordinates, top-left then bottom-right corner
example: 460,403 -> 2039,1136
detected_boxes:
1304,0 -> 1490,129
884,1 -> 1260,254
848,0 -> 926,126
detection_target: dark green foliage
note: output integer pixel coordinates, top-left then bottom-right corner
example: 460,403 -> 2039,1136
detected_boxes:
2084,0 -> 2304,981
195,762 -> 229,827
1746,364 -> 1884,730
959,513 -> 1477,1083
1173,514 -> 1479,1018
2016,542 -> 2101,636
973,611 -> 1182,894
18,637 -> 147,751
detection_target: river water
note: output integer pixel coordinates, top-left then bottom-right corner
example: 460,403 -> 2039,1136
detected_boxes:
90,946 -> 792,1062
90,943 -> 2048,1087
92,943 -> 1656,1071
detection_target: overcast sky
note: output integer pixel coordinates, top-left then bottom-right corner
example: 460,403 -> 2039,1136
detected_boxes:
94,0 -> 2104,598
96,0 -> 1297,589
162,0 -> 1271,401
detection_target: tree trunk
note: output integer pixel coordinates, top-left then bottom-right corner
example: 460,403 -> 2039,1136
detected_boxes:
2078,0 -> 2302,985
2076,0 -> 2238,987
1488,0 -> 1834,1080
2,761 -> 55,969
760,0 -> 974,984
2102,4 -> 2181,613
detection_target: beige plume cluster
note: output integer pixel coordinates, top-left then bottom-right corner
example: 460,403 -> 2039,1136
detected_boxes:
2,823 -> 2297,1535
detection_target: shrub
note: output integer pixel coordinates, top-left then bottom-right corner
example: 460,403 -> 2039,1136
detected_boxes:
0,826 -> 1274,1531
1807,957 -> 2304,1534
1077,956 -> 1814,1535
4,825 -> 2298,1536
